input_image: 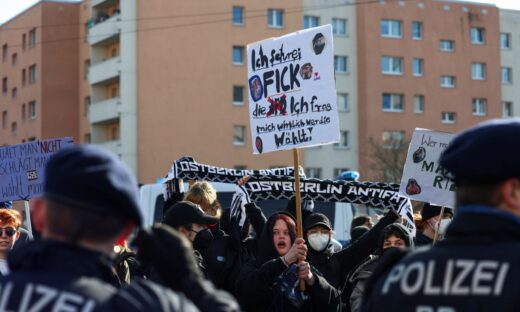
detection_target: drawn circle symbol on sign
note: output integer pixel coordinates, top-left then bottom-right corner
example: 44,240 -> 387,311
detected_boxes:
249,75 -> 263,102
255,136 -> 263,154
406,178 -> 422,195
312,33 -> 326,55
413,147 -> 426,163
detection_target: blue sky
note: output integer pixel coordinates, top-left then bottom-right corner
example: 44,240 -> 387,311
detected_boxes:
1,0 -> 519,25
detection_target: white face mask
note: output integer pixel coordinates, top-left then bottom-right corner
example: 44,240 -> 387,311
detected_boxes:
308,233 -> 330,252
438,218 -> 451,236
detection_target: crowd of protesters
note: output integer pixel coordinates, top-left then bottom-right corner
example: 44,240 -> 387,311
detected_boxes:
0,118 -> 519,311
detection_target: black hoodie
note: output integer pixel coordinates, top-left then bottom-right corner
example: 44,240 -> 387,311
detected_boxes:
236,213 -> 340,312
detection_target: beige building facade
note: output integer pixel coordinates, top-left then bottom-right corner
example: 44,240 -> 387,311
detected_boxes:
499,9 -> 520,118
0,1 -> 81,146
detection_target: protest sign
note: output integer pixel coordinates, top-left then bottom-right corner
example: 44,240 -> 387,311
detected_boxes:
399,129 -> 455,208
247,25 -> 339,154
0,138 -> 73,201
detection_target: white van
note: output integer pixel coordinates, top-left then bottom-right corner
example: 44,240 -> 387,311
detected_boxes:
139,182 -> 371,245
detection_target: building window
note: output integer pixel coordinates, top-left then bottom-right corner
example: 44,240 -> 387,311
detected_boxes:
380,19 -> 402,38
382,131 -> 405,149
2,77 -> 7,93
334,130 -> 350,149
472,98 -> 487,116
233,85 -> 244,105
109,124 -> 120,141
29,28 -> 36,47
22,69 -> 26,86
470,27 -> 485,45
500,33 -> 511,49
337,93 -> 349,111
233,125 -> 246,145
2,44 -> 7,62
441,112 -> 456,124
332,18 -> 346,35
267,9 -> 284,28
12,53 -> 17,65
334,55 -> 348,73
382,93 -> 404,112
21,104 -> 26,121
232,6 -> 244,25
440,75 -> 455,88
502,101 -> 513,118
11,88 -> 17,99
84,96 -> 91,116
501,67 -> 512,84
29,64 -> 37,84
412,58 -> 423,77
414,95 -> 424,113
472,63 -> 486,80
232,46 -> 244,65
84,133 -> 91,143
11,122 -> 17,134
411,21 -> 422,39
440,39 -> 455,52
305,168 -> 322,179
381,56 -> 403,75
1,111 -> 7,129
29,101 -> 36,119
304,16 -> 319,29
22,34 -> 26,51
84,59 -> 90,79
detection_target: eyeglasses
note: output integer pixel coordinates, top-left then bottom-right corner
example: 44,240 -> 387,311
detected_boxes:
0,227 -> 17,237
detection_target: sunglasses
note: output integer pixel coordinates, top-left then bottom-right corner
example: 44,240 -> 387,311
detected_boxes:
0,227 -> 17,237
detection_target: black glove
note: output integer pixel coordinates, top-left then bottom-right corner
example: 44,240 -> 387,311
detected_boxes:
135,224 -> 203,291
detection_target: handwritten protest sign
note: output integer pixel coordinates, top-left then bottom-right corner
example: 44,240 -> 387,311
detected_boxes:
247,25 -> 339,154
0,137 -> 73,201
399,129 -> 455,208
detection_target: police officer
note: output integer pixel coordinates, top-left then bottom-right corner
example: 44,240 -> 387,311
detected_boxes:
0,145 -> 238,312
362,118 -> 520,312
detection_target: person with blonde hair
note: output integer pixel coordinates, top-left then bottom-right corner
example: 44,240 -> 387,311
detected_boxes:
184,181 -> 221,218
0,208 -> 21,275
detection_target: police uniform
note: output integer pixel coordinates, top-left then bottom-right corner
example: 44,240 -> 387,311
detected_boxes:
0,145 -> 238,312
362,119 -> 520,312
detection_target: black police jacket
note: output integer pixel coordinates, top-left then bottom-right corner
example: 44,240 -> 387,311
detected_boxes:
362,205 -> 520,312
1,240 -> 219,312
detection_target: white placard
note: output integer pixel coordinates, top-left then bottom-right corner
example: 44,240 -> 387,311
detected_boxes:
247,25 -> 339,154
399,129 -> 455,208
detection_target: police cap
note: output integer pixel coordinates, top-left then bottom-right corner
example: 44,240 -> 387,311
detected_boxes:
43,145 -> 143,226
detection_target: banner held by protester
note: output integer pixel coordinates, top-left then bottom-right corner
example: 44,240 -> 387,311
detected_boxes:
247,24 -> 339,154
0,137 -> 73,202
399,129 -> 455,208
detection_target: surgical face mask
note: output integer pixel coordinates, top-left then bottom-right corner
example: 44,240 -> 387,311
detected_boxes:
192,228 -> 214,250
308,233 -> 330,252
438,218 -> 451,236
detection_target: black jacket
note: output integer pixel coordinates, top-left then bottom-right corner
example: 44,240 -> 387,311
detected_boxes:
305,210 -> 399,291
414,231 -> 433,246
236,213 -> 340,312
3,240 -> 237,312
362,205 -> 520,312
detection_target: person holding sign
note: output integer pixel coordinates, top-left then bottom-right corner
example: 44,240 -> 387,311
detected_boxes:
361,119 -> 520,312
236,212 -> 340,311
0,208 -> 21,275
414,203 -> 453,246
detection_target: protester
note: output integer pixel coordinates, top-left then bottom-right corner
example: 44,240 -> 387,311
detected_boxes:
362,118 -> 520,311
0,208 -> 21,275
348,223 -> 413,312
302,210 -> 399,309
414,202 -> 453,246
237,212 -> 341,311
0,145 -> 238,311
350,226 -> 369,244
351,215 -> 373,230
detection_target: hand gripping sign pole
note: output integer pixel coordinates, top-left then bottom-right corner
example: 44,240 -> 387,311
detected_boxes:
293,149 -> 305,291
433,206 -> 446,244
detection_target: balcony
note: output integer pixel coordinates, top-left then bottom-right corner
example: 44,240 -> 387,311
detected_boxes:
89,97 -> 120,124
98,140 -> 121,155
89,57 -> 120,85
88,14 -> 120,45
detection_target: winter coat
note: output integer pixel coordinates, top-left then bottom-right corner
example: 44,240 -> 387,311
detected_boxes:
237,213 -> 341,312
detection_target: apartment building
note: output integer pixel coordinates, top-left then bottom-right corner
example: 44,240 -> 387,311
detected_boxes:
0,1 -> 80,146
356,0 -> 501,180
499,9 -> 520,118
302,0 -> 359,180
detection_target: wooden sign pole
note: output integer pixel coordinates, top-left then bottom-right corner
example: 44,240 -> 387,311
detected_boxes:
293,149 -> 305,291
433,206 -> 445,244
